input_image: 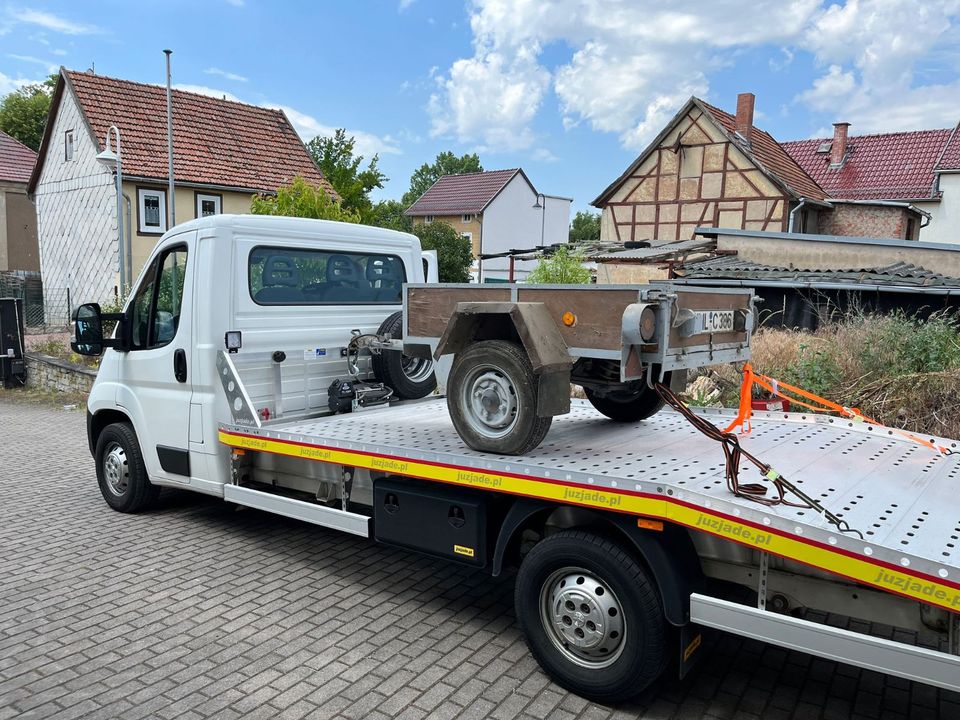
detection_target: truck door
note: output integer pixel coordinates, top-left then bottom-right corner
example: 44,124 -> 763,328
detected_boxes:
115,238 -> 194,482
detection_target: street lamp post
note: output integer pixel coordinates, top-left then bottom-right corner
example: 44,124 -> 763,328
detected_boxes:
95,126 -> 128,296
532,192 -> 546,248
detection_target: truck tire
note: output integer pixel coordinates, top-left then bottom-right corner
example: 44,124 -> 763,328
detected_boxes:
515,530 -> 667,703
447,340 -> 551,455
95,422 -> 160,513
584,377 -> 668,422
371,311 -> 437,400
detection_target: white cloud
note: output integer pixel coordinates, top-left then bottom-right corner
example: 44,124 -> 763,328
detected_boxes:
225,0 -> 245,6
173,84 -> 241,102
532,147 -> 559,162
266,104 -> 402,157
398,0 -> 416,10
797,64 -> 856,110
0,70 -> 39,95
7,54 -> 59,73
429,0 -> 960,152
429,44 -> 550,152
8,9 -> 102,35
205,67 -> 248,83
51,48 -> 67,57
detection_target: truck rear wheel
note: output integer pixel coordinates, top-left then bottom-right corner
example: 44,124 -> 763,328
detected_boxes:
371,311 -> 437,400
584,378 -> 667,422
515,530 -> 667,703
447,340 -> 551,455
95,422 -> 159,513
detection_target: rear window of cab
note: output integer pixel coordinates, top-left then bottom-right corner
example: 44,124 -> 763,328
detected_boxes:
248,247 -> 406,305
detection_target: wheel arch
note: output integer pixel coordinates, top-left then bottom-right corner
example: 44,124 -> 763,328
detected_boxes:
436,302 -> 572,417
493,498 -> 703,626
87,408 -> 133,457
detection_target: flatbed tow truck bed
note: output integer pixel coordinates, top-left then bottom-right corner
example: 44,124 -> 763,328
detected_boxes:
218,399 -> 960,691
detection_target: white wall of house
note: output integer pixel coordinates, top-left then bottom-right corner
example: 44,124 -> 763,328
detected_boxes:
480,175 -> 571,281
916,174 -> 960,244
34,85 -> 118,306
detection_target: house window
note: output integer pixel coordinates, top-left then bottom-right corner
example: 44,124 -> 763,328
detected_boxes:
138,188 -> 168,234
195,192 -> 222,218
906,217 -> 916,240
462,214 -> 474,223
64,130 -> 74,161
424,215 -> 434,224
461,232 -> 475,254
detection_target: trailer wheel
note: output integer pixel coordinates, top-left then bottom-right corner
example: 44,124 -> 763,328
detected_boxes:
95,422 -> 159,513
447,340 -> 551,455
371,311 -> 437,399
515,530 -> 667,703
584,378 -> 667,422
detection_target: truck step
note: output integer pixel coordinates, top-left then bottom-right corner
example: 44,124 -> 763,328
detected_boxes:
223,484 -> 370,537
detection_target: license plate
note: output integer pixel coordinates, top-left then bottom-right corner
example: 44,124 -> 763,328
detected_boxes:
692,310 -> 735,334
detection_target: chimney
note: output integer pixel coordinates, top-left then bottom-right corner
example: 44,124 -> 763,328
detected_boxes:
735,92 -> 755,145
831,122 -> 850,167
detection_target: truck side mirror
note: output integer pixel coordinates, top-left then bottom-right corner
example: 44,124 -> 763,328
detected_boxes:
72,303 -> 104,356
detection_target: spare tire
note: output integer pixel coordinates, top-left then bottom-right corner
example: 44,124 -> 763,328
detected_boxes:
371,311 -> 437,399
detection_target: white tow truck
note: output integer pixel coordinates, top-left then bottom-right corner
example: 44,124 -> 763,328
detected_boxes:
72,215 -> 960,703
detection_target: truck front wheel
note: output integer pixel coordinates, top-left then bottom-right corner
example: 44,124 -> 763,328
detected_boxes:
447,340 -> 551,455
515,530 -> 667,703
95,422 -> 159,513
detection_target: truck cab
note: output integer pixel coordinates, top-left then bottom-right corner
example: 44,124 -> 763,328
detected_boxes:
76,215 -> 438,502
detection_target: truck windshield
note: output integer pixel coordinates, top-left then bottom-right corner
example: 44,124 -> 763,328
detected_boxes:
248,247 -> 406,305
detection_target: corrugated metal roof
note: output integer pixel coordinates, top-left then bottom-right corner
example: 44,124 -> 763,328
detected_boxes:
592,238 -> 714,262
678,255 -> 960,288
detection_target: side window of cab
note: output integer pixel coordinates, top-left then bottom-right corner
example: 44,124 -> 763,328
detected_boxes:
129,245 -> 189,350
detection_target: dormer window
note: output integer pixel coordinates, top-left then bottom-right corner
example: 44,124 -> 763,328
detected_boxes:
64,130 -> 74,161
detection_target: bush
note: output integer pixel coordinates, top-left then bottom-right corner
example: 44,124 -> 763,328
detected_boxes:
700,310 -> 960,438
412,221 -> 473,283
526,245 -> 591,285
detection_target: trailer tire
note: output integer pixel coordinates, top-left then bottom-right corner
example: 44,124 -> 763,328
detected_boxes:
447,340 -> 551,455
371,311 -> 437,400
515,530 -> 667,703
95,422 -> 159,513
584,378 -> 667,423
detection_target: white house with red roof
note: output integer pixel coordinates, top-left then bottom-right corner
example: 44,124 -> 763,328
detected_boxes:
29,67 -> 335,305
0,129 -> 39,272
782,122 -> 960,244
405,168 -> 571,282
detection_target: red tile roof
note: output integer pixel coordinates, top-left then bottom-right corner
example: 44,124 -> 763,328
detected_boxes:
935,123 -> 960,172
698,100 -> 829,202
405,169 -> 522,216
782,128 -> 954,201
0,130 -> 37,185
40,69 -> 333,196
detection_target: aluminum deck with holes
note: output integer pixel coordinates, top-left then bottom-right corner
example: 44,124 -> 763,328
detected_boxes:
218,399 -> 960,615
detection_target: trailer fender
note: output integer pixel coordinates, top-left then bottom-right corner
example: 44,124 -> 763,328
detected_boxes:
433,301 -> 572,416
492,499 -> 703,626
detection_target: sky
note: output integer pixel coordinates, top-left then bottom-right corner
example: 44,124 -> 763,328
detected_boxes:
1,0 -> 958,213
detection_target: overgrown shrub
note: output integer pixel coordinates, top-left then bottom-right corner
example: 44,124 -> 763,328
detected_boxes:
696,310 -> 960,438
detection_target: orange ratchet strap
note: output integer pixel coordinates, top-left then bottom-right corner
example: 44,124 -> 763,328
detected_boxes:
724,362 -> 952,456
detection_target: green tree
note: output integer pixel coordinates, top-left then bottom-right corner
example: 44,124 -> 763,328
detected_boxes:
402,151 -> 483,206
307,129 -> 386,221
412,221 -> 473,283
568,210 -> 601,243
526,245 -> 592,285
251,176 -> 360,222
0,74 -> 57,151
368,199 -> 413,233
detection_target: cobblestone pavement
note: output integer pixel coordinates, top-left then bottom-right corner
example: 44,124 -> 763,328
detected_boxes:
1,397 -> 959,720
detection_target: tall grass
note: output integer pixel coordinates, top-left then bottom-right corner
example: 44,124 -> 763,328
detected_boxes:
702,311 -> 960,439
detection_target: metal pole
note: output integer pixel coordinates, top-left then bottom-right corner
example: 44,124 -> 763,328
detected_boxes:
164,49 -> 175,227
537,193 -> 546,248
110,126 -> 125,295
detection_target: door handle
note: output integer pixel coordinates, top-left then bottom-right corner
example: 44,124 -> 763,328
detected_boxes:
174,348 -> 187,383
